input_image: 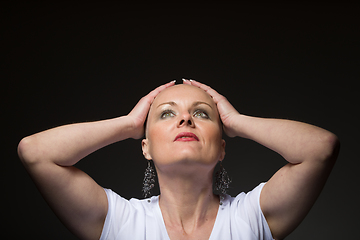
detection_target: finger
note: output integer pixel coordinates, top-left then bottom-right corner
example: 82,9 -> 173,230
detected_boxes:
146,80 -> 176,102
188,80 -> 224,104
129,80 -> 176,117
182,78 -> 192,85
150,80 -> 176,95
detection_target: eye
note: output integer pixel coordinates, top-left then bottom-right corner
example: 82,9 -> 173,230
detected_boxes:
160,109 -> 175,119
193,110 -> 209,119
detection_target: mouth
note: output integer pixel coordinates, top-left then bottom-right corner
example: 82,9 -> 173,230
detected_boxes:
174,132 -> 199,142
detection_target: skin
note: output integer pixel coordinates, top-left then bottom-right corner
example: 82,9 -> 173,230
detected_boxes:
184,80 -> 340,239
143,84 -> 225,172
142,84 -> 226,239
17,80 -> 340,240
17,81 -> 176,240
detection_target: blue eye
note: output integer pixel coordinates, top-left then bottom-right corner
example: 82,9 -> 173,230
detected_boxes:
194,110 -> 209,119
161,110 -> 175,119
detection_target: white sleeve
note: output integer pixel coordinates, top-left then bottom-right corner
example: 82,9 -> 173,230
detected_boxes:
100,188 -> 170,240
99,188 -> 131,240
235,183 -> 274,240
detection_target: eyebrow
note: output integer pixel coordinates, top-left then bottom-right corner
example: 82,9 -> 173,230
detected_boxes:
156,101 -> 213,109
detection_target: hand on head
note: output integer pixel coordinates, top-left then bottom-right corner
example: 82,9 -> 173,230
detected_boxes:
127,80 -> 176,139
128,79 -> 241,139
182,79 -> 240,137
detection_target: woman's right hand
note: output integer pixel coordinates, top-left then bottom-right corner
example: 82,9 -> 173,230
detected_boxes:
127,80 -> 176,139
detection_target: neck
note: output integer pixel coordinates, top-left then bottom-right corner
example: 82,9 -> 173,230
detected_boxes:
156,165 -> 220,233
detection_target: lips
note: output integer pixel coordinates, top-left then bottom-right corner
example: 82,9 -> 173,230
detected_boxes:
174,132 -> 199,142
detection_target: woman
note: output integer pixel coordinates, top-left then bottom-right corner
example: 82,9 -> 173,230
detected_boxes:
18,79 -> 340,240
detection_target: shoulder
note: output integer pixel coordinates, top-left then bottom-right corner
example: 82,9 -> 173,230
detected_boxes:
233,182 -> 265,204
100,189 -> 160,240
103,188 -> 155,216
225,183 -> 274,240
223,182 -> 265,209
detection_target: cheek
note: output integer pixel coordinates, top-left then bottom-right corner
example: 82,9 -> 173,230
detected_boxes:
148,123 -> 168,142
204,125 -> 224,153
204,121 -> 222,139
147,125 -> 172,157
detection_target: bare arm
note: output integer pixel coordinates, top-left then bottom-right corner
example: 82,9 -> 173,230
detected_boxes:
17,81 -> 175,240
227,114 -> 339,165
186,80 -> 340,240
227,115 -> 339,239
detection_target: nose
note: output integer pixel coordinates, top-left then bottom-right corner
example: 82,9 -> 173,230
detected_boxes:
178,113 -> 194,128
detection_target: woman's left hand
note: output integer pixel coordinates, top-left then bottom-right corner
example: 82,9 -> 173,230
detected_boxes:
183,79 -> 240,137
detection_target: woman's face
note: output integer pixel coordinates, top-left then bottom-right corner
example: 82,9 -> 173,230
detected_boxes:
142,84 -> 225,174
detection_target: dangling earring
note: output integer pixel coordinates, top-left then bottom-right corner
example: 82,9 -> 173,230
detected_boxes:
142,160 -> 156,198
214,161 -> 231,195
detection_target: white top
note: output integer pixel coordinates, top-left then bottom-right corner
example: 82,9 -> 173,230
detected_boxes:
100,183 -> 274,240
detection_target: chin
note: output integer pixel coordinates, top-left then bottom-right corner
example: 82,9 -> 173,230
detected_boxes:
151,147 -> 219,168
154,155 -> 218,171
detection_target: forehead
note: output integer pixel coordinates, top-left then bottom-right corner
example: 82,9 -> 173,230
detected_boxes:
151,84 -> 214,108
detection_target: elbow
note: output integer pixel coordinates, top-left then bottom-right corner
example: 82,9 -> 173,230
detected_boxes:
326,132 -> 340,157
318,132 -> 340,163
18,136 -> 40,166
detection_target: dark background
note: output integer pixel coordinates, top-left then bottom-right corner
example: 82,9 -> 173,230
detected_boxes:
2,2 -> 359,239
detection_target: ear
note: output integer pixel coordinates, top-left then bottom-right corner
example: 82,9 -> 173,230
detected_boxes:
142,138 -> 152,160
219,139 -> 226,161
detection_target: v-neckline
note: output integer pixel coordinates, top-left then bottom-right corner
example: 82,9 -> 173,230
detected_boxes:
151,195 -> 225,240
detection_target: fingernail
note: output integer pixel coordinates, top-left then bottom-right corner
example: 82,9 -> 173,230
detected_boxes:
189,79 -> 194,82
171,80 -> 176,83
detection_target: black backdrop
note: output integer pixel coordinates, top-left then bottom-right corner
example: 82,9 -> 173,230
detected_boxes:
2,2 -> 359,239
